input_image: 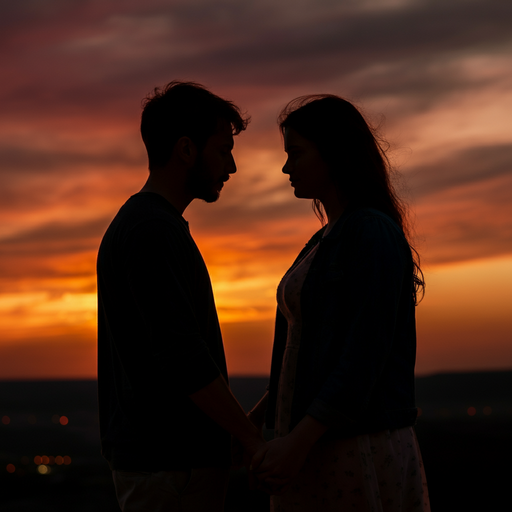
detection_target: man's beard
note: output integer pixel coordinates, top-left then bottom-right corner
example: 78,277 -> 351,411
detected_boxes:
185,156 -> 221,203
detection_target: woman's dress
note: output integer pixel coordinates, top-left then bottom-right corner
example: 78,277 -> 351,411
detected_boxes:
271,242 -> 430,512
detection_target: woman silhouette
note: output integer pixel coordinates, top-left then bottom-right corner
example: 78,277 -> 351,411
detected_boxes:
249,95 -> 430,511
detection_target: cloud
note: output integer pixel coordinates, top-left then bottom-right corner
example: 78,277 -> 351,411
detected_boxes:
409,143 -> 512,198
2,0 -> 512,123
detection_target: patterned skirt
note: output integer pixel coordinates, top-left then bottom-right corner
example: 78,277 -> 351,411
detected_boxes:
270,426 -> 430,512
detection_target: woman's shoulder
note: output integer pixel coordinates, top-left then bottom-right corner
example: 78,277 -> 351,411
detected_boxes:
330,207 -> 404,240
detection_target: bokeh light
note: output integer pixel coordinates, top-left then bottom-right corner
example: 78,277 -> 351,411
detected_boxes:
6,464 -> 15,474
467,406 -> 477,416
2,416 -> 10,425
59,415 -> 69,426
37,465 -> 50,475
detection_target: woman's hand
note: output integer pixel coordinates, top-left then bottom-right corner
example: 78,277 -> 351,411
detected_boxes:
251,414 -> 329,495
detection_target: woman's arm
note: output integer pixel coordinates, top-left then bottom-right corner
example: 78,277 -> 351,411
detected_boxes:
306,213 -> 413,426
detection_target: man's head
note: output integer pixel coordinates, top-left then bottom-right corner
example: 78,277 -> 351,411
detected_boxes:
141,80 -> 249,175
184,118 -> 238,203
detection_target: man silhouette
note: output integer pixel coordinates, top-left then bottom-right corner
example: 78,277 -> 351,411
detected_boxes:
97,81 -> 265,511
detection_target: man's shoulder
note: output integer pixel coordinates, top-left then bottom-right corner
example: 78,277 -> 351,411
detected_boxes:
98,193 -> 192,261
119,192 -> 184,224
109,193 -> 187,236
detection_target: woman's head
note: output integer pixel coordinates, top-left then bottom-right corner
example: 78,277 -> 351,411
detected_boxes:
279,95 -> 401,224
279,94 -> 425,302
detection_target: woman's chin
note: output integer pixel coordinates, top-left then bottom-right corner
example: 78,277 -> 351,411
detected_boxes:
293,189 -> 311,199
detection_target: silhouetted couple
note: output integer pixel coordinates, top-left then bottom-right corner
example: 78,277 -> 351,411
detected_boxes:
97,81 -> 430,511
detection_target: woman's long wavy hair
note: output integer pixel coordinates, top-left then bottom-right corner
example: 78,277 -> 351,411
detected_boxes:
279,95 -> 425,304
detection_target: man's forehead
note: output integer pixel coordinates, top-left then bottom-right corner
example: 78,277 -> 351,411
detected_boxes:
210,120 -> 234,145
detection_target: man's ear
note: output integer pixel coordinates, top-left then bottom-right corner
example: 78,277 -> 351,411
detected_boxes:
175,136 -> 197,166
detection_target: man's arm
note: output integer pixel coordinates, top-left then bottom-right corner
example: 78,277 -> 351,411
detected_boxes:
189,375 -> 267,457
247,390 -> 269,429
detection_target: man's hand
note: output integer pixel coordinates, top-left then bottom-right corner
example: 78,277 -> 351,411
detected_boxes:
251,435 -> 308,494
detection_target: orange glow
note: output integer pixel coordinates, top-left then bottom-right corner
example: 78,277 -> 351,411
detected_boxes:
41,456 -> 50,465
59,416 -> 69,426
55,456 -> 64,465
63,456 -> 72,465
6,464 -> 15,473
34,456 -> 42,465
415,257 -> 512,375
1,416 -> 10,425
467,407 -> 477,416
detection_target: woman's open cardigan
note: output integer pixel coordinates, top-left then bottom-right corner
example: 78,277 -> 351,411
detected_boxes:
265,208 -> 418,437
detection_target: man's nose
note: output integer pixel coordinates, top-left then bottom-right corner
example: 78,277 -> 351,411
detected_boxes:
228,153 -> 237,174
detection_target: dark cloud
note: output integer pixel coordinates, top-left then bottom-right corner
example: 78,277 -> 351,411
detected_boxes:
0,144 -> 144,176
2,0 -> 511,121
413,173 -> 512,265
1,215 -> 109,249
408,144 -> 512,198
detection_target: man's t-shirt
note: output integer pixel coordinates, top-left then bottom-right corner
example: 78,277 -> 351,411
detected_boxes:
97,192 -> 230,470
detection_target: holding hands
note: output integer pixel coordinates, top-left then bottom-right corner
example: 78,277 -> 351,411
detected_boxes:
240,405 -> 329,496
251,434 -> 310,495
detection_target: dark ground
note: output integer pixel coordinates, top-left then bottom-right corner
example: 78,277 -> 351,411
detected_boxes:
0,371 -> 510,511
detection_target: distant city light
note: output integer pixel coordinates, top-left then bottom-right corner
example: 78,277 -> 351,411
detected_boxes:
467,406 -> 477,416
6,464 -> 15,473
483,406 -> 492,415
59,416 -> 69,426
34,454 -> 71,466
37,465 -> 50,475
2,416 -> 10,425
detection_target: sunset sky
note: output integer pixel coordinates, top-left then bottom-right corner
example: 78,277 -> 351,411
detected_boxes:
1,0 -> 511,379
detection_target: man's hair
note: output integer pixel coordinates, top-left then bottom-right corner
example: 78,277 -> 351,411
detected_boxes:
140,81 -> 249,171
